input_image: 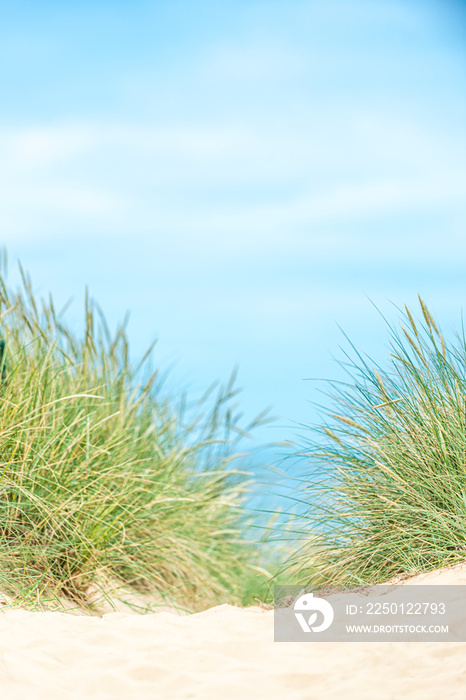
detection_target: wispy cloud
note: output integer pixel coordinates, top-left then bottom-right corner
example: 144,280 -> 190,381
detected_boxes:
1,112 -> 465,253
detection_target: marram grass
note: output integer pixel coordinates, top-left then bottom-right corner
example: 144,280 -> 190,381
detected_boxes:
0,255 -> 271,611
286,297 -> 466,587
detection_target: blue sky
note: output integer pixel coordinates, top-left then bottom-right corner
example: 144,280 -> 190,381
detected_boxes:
1,0 -> 466,454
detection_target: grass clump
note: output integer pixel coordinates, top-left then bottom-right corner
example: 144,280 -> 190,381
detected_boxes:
0,254 -> 270,611
286,296 -> 466,587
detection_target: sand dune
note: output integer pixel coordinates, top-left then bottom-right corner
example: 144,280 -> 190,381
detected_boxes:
1,564 -> 466,699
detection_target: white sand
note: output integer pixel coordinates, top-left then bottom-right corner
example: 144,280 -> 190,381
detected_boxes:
1,564 -> 466,699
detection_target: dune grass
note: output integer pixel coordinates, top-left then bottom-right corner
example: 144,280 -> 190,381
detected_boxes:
0,254 -> 272,611
6,253 -> 459,608
286,297 -> 466,587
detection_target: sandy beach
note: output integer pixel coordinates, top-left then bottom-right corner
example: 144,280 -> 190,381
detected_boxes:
0,564 -> 464,699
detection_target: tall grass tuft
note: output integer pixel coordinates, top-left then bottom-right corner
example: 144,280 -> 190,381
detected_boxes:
0,252 -> 270,611
286,297 -> 466,587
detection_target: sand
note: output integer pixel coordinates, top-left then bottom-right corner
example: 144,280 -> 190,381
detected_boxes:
1,564 -> 466,699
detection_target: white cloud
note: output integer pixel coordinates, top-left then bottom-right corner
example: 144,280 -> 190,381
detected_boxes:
0,123 -> 258,170
1,184 -> 119,216
0,116 -> 465,261
188,174 -> 466,230
1,124 -> 97,169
